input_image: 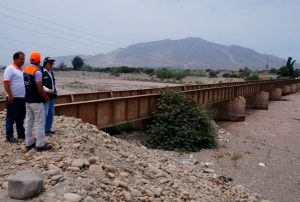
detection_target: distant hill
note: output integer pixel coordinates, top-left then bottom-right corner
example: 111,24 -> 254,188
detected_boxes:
54,37 -> 286,70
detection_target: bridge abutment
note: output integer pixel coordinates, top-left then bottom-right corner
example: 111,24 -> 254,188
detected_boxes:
246,91 -> 269,110
269,88 -> 282,101
211,97 -> 246,122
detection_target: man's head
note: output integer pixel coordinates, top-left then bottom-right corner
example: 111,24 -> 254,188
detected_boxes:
43,57 -> 55,70
30,51 -> 42,66
13,51 -> 25,67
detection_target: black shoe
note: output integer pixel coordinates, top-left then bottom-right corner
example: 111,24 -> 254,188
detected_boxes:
26,142 -> 36,151
45,131 -> 55,134
7,137 -> 17,143
18,135 -> 25,139
36,143 -> 53,152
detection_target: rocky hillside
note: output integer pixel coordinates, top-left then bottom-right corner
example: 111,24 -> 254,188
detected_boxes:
55,37 -> 285,70
0,112 -> 269,201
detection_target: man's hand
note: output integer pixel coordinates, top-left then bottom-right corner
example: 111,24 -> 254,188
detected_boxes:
8,96 -> 13,104
47,89 -> 55,94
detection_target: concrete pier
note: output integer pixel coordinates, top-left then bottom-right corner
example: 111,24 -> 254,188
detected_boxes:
269,88 -> 282,101
213,97 -> 246,121
291,84 -> 297,93
282,85 -> 291,96
246,91 -> 269,110
296,83 -> 300,91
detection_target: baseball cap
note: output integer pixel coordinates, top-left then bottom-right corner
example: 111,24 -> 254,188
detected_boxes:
44,57 -> 56,64
30,52 -> 42,63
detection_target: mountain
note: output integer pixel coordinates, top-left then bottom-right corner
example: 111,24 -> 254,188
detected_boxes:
54,37 -> 286,70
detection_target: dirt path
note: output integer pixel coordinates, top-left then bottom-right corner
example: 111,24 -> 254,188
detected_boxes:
220,92 -> 300,153
204,93 -> 300,202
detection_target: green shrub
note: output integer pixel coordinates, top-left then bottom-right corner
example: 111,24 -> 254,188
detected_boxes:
105,123 -> 134,135
155,68 -> 174,79
223,72 -> 240,78
145,90 -> 218,152
245,74 -> 259,81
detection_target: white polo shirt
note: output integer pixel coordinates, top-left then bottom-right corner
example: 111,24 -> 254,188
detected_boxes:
3,64 -> 25,98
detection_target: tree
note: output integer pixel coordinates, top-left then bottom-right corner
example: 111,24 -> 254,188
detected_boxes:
58,62 -> 67,70
278,57 -> 296,78
269,68 -> 278,74
72,56 -> 84,70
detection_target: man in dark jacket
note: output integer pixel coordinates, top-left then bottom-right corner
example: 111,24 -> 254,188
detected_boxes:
42,57 -> 57,134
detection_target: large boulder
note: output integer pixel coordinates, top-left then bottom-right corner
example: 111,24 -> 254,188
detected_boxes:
8,170 -> 43,199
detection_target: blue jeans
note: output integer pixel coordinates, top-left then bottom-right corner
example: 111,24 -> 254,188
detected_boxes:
6,97 -> 26,140
43,98 -> 54,132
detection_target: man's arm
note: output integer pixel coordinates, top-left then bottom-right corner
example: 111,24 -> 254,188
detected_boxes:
3,81 -> 14,104
3,67 -> 13,104
36,81 -> 49,102
34,71 -> 49,102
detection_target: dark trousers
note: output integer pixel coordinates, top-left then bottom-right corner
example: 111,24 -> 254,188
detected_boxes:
6,97 -> 26,140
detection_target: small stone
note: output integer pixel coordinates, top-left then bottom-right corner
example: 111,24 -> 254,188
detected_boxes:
73,143 -> 81,148
2,182 -> 8,189
8,170 -> 43,199
259,163 -> 266,167
107,172 -> 115,178
89,165 -> 105,178
103,164 -> 117,173
113,179 -> 128,190
119,172 -> 129,178
204,169 -> 215,173
20,145 -> 27,153
84,196 -> 96,202
14,159 -> 27,165
64,193 -> 82,202
46,192 -> 57,197
88,157 -> 98,165
247,196 -> 258,202
48,164 -> 60,170
123,191 -> 131,201
68,167 -> 80,171
47,169 -> 61,176
234,184 -> 246,193
51,175 -> 63,182
204,162 -> 212,167
71,159 -> 85,168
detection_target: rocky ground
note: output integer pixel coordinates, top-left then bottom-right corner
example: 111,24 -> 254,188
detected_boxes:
119,93 -> 300,202
0,112 -> 267,202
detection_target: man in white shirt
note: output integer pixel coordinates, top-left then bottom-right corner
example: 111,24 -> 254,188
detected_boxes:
3,51 -> 26,143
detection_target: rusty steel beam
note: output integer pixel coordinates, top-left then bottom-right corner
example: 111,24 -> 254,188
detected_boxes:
0,79 -> 296,112
55,79 -> 300,129
0,80 -> 250,111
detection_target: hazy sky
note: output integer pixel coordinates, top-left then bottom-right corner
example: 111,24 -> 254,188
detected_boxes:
0,0 -> 299,66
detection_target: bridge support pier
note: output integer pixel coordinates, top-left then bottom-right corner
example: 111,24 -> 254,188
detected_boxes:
269,88 -> 282,101
291,84 -> 297,93
246,91 -> 269,110
296,83 -> 300,91
282,85 -> 291,96
212,97 -> 246,122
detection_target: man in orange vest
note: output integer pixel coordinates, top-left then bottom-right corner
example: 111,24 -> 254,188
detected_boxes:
23,52 -> 52,151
